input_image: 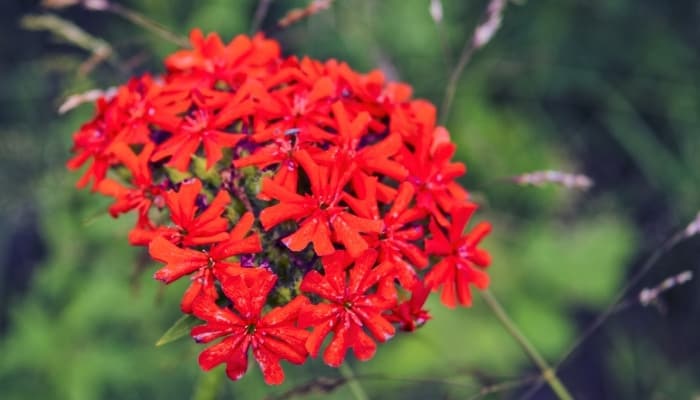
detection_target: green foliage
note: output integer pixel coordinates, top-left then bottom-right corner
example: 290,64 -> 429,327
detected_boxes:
0,186 -> 200,400
156,314 -> 202,347
1,0 -> 698,399
516,217 -> 636,308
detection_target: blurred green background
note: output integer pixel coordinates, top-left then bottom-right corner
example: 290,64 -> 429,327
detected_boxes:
1,1 -> 699,399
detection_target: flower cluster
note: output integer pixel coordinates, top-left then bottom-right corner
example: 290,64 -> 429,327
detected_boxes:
68,30 -> 492,385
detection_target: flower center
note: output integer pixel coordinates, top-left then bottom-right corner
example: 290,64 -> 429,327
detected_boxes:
183,110 -> 210,133
457,245 -> 471,259
246,324 -> 256,335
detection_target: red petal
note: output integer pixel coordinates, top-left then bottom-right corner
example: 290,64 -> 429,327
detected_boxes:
261,177 -> 305,203
465,222 -> 492,248
426,218 -> 451,255
198,335 -> 244,371
194,189 -> 230,227
229,212 -> 255,239
449,204 -> 477,242
293,149 -> 321,194
308,77 -> 334,103
96,178 -> 127,199
397,242 -> 428,269
252,346 -> 285,385
191,295 -> 244,327
164,179 -> 202,226
305,319 -> 334,358
349,326 -> 377,362
388,182 -> 415,218
221,269 -> 277,318
347,249 -> 378,295
440,279 -> 457,309
224,338 -> 252,381
233,145 -> 278,168
202,136 -> 223,169
149,236 -> 209,283
282,218 -> 317,252
168,136 -> 202,172
473,248 -> 492,267
331,215 -> 369,259
340,213 -> 383,233
424,258 -> 450,290
300,271 -> 341,302
456,269 -> 474,307
211,234 -> 262,260
361,311 -> 395,343
260,202 -> 309,230
298,301 -> 335,327
184,232 -> 230,246
259,333 -> 308,364
465,263 -> 490,290
180,279 -> 203,314
323,324 -> 349,367
262,296 -> 308,326
311,218 -> 335,256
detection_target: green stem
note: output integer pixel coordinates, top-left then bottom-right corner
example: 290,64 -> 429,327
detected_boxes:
338,362 -> 369,400
107,3 -> 190,48
480,290 -> 574,400
191,369 -> 225,400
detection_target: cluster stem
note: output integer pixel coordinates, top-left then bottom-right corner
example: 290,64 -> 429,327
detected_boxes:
480,289 -> 574,400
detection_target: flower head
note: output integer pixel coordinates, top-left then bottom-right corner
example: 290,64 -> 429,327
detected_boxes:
68,29 -> 493,385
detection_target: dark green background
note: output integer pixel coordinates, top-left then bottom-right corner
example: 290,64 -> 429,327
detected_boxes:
1,1 -> 699,399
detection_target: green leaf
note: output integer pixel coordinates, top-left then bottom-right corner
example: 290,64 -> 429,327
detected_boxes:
191,155 -> 221,185
163,165 -> 192,184
155,314 -> 201,347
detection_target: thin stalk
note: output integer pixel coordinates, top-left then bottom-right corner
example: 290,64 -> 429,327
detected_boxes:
338,362 -> 369,400
520,216 -> 697,400
480,290 -> 574,400
251,0 -> 274,34
107,3 -> 190,48
556,232 -> 684,367
191,369 -> 225,400
439,0 -> 507,125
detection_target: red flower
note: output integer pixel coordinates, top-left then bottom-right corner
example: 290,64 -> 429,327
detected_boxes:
321,63 -> 409,131
127,219 -> 172,247
165,30 -> 280,80
424,204 -> 491,307
259,150 -> 382,258
257,76 -> 336,142
233,78 -> 336,195
402,136 -> 468,227
151,108 -> 244,171
108,75 -> 182,147
149,212 -> 261,312
299,250 -> 395,367
67,99 -> 117,189
191,269 -> 308,385
233,133 -> 300,195
394,102 -> 469,226
313,101 -> 408,190
161,179 -> 231,246
344,176 -> 427,291
97,142 -> 159,221
385,281 -> 431,332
